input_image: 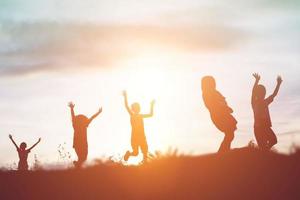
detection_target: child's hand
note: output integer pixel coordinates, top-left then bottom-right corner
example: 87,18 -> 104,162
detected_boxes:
68,102 -> 75,108
253,73 -> 260,81
9,134 -> 13,139
277,76 -> 283,85
122,90 -> 127,97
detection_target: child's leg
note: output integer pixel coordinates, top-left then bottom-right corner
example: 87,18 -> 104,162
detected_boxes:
267,128 -> 277,149
218,131 -> 234,153
141,140 -> 149,162
74,146 -> 88,167
124,142 -> 139,161
79,146 -> 88,163
254,127 -> 268,150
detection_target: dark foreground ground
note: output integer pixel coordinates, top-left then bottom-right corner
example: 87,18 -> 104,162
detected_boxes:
1,147 -> 300,200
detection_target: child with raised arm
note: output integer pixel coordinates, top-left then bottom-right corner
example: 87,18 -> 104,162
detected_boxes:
9,134 -> 41,171
251,73 -> 283,150
122,91 -> 155,163
201,76 -> 237,153
68,102 -> 102,167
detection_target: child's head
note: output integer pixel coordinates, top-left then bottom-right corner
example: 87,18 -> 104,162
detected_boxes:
255,84 -> 266,100
20,142 -> 27,150
131,103 -> 141,114
75,115 -> 89,126
201,76 -> 216,92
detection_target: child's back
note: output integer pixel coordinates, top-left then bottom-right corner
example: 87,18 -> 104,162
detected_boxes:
17,148 -> 30,170
68,102 -> 102,167
72,115 -> 90,149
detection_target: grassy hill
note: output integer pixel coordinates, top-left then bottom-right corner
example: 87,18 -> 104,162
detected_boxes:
1,147 -> 300,200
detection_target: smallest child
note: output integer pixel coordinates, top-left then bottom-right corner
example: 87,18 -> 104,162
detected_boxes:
9,134 -> 41,171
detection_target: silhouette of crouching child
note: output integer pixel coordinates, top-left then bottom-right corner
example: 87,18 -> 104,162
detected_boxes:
9,134 -> 41,171
68,102 -> 102,168
251,73 -> 282,150
201,76 -> 237,153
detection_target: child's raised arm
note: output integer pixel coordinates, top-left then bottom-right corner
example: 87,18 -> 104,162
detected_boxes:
68,102 -> 76,123
28,138 -> 41,151
9,134 -> 19,150
123,91 -> 133,115
251,73 -> 260,105
88,107 -> 102,124
142,100 -> 155,118
267,75 -> 283,102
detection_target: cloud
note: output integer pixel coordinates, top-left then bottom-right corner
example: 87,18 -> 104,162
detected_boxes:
0,21 -> 246,76
279,130 -> 300,136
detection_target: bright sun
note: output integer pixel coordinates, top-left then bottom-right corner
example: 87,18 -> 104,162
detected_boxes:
122,52 -> 174,99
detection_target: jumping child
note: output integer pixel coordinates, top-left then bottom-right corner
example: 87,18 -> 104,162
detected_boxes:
122,91 -> 155,163
201,76 -> 237,153
68,102 -> 102,167
9,134 -> 41,171
251,73 -> 282,150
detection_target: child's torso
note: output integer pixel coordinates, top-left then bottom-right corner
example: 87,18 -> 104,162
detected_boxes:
73,124 -> 88,146
203,91 -> 233,116
18,149 -> 29,163
252,100 -> 272,127
130,114 -> 145,137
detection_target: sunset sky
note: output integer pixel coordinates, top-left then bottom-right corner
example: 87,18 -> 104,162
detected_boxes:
0,0 -> 300,167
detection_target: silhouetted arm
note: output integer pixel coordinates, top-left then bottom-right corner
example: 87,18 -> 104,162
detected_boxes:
123,91 -> 133,115
142,100 -> 155,118
251,73 -> 260,106
9,134 -> 19,150
88,107 -> 102,125
266,76 -> 282,103
68,102 -> 76,124
28,138 -> 41,151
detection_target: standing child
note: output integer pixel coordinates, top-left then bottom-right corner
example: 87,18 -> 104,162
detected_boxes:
122,91 -> 155,163
68,102 -> 102,167
251,73 -> 282,150
201,76 -> 237,153
9,134 -> 41,171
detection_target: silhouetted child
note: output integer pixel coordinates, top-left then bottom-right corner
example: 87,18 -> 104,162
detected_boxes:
201,76 -> 237,153
122,91 -> 155,163
68,102 -> 102,167
9,134 -> 41,171
251,73 -> 282,150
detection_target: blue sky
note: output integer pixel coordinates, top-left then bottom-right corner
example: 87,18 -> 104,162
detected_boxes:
0,0 -> 300,167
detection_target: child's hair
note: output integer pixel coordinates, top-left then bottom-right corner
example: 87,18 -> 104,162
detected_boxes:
20,142 -> 27,150
254,84 -> 266,100
131,103 -> 141,113
75,115 -> 89,126
202,76 -> 216,92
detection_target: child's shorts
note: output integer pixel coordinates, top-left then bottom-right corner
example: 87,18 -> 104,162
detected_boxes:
131,137 -> 148,155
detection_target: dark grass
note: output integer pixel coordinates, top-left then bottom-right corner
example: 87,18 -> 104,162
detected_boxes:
1,147 -> 300,200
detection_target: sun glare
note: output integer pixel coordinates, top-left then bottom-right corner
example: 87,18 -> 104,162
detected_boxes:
122,52 -> 175,98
